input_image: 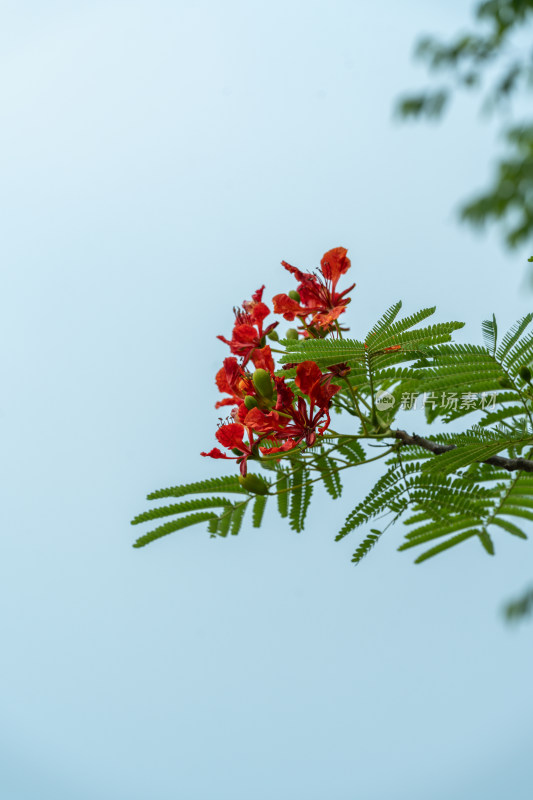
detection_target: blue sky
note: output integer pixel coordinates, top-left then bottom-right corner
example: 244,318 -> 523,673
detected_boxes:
1,1 -> 533,798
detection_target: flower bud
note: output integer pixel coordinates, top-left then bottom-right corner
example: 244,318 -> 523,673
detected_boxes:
288,290 -> 301,302
285,328 -> 299,340
498,375 -> 512,389
267,329 -> 279,341
519,365 -> 532,383
244,395 -> 259,410
253,368 -> 273,399
231,448 -> 242,455
238,474 -> 269,495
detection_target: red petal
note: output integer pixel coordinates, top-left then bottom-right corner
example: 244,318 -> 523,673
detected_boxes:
244,407 -> 284,434
215,398 -> 238,409
320,247 -> 351,287
251,301 -> 270,326
231,324 -> 259,346
201,448 -> 232,460
274,376 -> 294,410
280,261 -> 310,284
223,356 -> 243,385
310,381 -> 340,409
272,294 -> 306,321
215,366 -> 231,395
295,361 -> 323,396
235,402 -> 248,423
260,439 -> 298,455
297,283 -> 322,309
251,286 -> 265,303
312,306 -> 346,328
252,345 -> 275,372
216,423 -> 245,450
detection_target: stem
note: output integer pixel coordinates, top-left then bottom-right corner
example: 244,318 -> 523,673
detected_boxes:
273,448 -> 395,497
342,378 -> 368,433
365,350 -> 376,418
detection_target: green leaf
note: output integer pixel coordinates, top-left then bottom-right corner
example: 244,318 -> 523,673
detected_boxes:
315,454 -> 343,499
216,507 -> 233,537
414,530 -> 478,563
288,467 -> 304,532
230,502 -> 247,536
252,495 -> 267,528
481,314 -> 498,356
352,529 -> 383,565
478,530 -> 495,555
491,517 -> 528,539
275,470 -> 289,519
131,497 -> 234,525
133,512 -> 218,548
498,313 -> 533,361
147,475 -> 247,500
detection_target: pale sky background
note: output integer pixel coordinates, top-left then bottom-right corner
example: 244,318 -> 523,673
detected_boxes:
2,1 -> 533,798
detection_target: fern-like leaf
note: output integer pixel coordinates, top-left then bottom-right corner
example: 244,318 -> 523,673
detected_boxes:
252,495 -> 267,528
131,497 -> 234,525
230,502 -> 247,536
147,475 -> 247,500
497,313 -> 533,361
482,314 -> 498,356
133,512 -> 219,548
414,530 -> 478,563
275,470 -> 289,518
351,529 -> 383,564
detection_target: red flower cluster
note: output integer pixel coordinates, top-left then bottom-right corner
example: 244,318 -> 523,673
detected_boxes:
201,250 -> 353,475
216,286 -> 277,370
201,361 -> 340,475
272,246 -> 355,333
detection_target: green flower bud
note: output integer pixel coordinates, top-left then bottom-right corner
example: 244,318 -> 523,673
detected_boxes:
238,474 -> 269,495
285,328 -> 299,340
232,448 -> 242,456
519,365 -> 532,383
267,329 -> 279,341
498,375 -> 512,389
244,395 -> 259,410
288,290 -> 301,302
252,368 -> 273,399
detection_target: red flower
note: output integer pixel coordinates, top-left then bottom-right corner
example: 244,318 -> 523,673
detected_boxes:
272,247 -> 355,331
215,357 -> 253,409
245,361 -> 340,448
201,422 -> 258,476
218,286 -> 278,367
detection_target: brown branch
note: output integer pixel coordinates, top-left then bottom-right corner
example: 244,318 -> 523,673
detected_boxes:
392,429 -> 533,473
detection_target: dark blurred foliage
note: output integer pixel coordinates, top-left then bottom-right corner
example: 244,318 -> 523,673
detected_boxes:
504,584 -> 533,621
397,0 -> 533,250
